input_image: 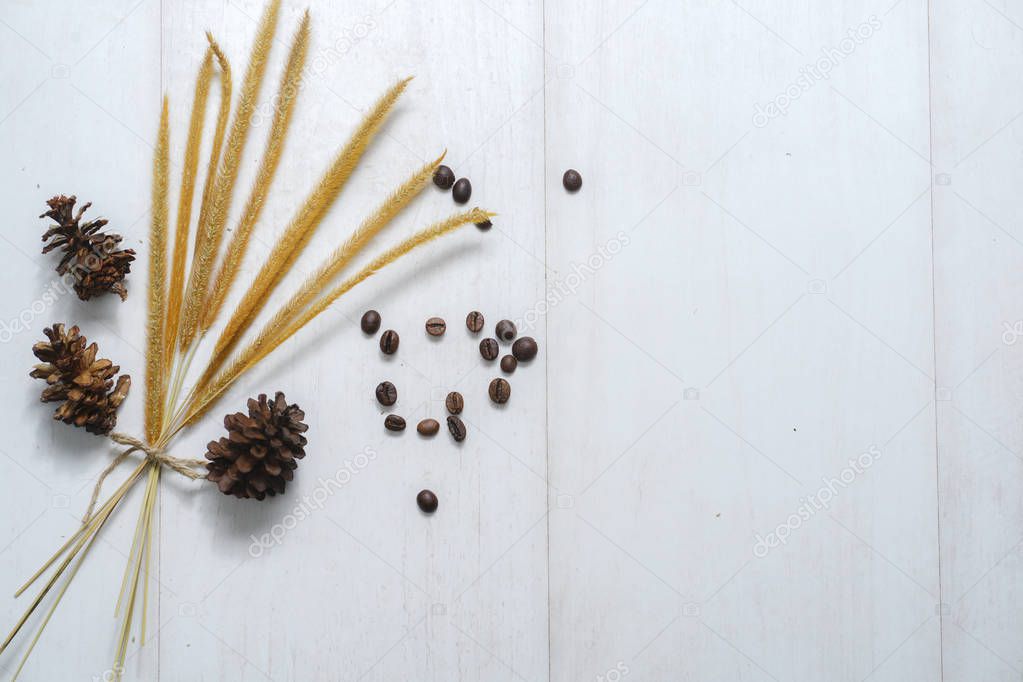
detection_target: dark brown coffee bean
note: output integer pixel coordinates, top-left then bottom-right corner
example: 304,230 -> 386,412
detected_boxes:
495,319 -> 516,342
375,381 -> 397,406
512,336 -> 538,362
489,378 -> 511,404
417,489 -> 438,513
475,217 -> 492,231
452,178 -> 472,204
563,169 -> 582,192
479,337 -> 499,360
466,311 -> 485,333
445,391 -> 464,415
425,317 -> 446,336
446,415 -> 467,442
500,355 -> 517,373
384,414 -> 406,431
433,165 -> 455,190
361,310 -> 381,334
417,418 -> 440,436
380,329 -> 399,354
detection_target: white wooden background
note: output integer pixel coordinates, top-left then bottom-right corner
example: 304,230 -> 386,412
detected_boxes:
0,0 -> 1020,680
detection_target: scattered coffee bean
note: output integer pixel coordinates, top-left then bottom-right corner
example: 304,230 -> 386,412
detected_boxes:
417,489 -> 439,513
475,217 -> 492,231
446,391 -> 464,415
512,336 -> 538,362
479,337 -> 499,360
425,317 -> 446,336
433,165 -> 455,190
447,415 -> 467,442
563,169 -> 582,192
384,414 -> 406,431
500,355 -> 517,373
452,178 -> 472,204
417,418 -> 440,436
375,381 -> 397,406
495,319 -> 517,342
466,311 -> 485,333
489,378 -> 511,404
380,329 -> 399,354
361,310 -> 381,334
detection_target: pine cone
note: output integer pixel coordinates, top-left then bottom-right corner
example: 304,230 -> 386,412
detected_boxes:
40,195 -> 136,301
205,392 -> 308,500
30,323 -> 131,435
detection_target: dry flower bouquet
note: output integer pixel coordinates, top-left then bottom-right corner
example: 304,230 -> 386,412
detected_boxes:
2,1 -> 491,678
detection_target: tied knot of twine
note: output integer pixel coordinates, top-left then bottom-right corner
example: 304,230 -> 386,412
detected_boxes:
82,433 -> 207,525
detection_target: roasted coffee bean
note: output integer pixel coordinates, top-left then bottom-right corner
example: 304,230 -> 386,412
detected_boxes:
380,329 -> 399,354
446,415 -> 467,442
563,169 -> 582,192
475,217 -> 492,231
512,336 -> 538,361
375,381 -> 397,406
500,355 -> 517,373
425,317 -> 446,336
417,489 -> 439,513
452,178 -> 472,204
433,165 -> 455,190
466,311 -> 485,333
384,414 -> 406,431
361,310 -> 381,334
479,337 -> 499,360
445,391 -> 464,415
489,378 -> 511,404
495,319 -> 516,342
417,418 -> 440,436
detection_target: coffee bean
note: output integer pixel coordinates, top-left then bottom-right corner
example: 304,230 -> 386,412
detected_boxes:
479,337 -> 499,360
384,414 -> 406,431
512,336 -> 538,361
375,381 -> 397,406
417,489 -> 438,513
445,391 -> 464,415
563,169 -> 582,192
466,311 -> 485,333
495,319 -> 517,342
425,317 -> 446,336
447,415 -> 467,442
433,165 -> 455,190
452,178 -> 472,204
500,355 -> 517,373
475,217 -> 492,231
417,418 -> 440,436
380,329 -> 399,354
489,378 -> 511,404
361,310 -> 381,334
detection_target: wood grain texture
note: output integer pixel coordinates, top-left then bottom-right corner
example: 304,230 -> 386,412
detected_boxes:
0,0 -> 1019,680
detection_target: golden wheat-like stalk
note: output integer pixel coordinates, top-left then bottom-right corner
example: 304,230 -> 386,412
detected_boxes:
193,33 -> 232,260
202,11 -> 310,332
181,207 -> 490,426
178,0 -> 281,350
145,97 -> 170,444
164,47 -> 215,368
208,76 -> 413,365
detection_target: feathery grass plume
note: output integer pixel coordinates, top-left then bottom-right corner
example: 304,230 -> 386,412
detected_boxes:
192,33 -> 232,262
145,97 -> 170,444
209,76 -> 413,365
181,207 -> 491,426
164,46 -> 216,367
198,151 -> 443,385
202,11 -> 310,333
178,0 -> 281,351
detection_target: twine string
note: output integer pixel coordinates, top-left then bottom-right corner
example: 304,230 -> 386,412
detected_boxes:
81,433 -> 206,524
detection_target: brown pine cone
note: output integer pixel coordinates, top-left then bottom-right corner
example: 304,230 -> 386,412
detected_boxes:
30,323 -> 131,435
205,392 -> 308,500
40,195 -> 136,301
